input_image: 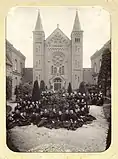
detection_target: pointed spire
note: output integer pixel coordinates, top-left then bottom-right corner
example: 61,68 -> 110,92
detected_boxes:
35,10 -> 43,31
72,10 -> 81,31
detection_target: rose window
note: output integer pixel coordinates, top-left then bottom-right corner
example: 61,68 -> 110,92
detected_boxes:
52,52 -> 65,67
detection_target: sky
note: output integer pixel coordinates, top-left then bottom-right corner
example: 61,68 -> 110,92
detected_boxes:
6,6 -> 110,68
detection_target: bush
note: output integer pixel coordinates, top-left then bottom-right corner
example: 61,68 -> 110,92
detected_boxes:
6,76 -> 12,100
15,82 -> 33,101
22,83 -> 32,96
67,82 -> 72,95
39,80 -> 46,93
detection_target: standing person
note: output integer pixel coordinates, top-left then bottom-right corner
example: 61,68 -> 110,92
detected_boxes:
79,82 -> 89,104
61,109 -> 71,130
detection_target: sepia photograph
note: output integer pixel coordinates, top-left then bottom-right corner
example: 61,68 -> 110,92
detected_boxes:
6,6 -> 111,153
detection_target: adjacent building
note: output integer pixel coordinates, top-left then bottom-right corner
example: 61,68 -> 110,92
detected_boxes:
22,68 -> 33,84
90,40 -> 111,85
83,68 -> 93,85
33,10 -> 83,90
6,40 -> 26,99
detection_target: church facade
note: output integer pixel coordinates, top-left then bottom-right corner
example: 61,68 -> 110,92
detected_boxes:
33,11 -> 83,90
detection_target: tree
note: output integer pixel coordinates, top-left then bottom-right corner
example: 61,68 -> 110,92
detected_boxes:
22,83 -> 32,96
6,76 -> 12,100
67,82 -> 72,95
32,80 -> 40,101
39,80 -> 46,93
98,48 -> 111,96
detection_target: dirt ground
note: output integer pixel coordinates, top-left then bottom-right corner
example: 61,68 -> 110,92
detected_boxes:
7,105 -> 108,153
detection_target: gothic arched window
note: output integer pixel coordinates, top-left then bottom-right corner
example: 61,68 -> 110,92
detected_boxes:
14,59 -> 18,71
75,75 -> 77,80
54,67 -> 57,74
36,61 -> 38,67
59,67 -> 62,74
62,66 -> 64,75
15,77 -> 18,86
51,66 -> 53,75
75,38 -> 80,43
100,59 -> 102,67
78,61 -> 79,68
94,63 -> 97,73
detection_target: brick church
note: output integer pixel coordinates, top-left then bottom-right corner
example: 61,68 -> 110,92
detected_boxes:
33,10 -> 83,90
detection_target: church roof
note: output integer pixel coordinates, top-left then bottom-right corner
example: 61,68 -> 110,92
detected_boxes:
72,10 -> 81,31
46,24 -> 70,44
34,10 -> 44,31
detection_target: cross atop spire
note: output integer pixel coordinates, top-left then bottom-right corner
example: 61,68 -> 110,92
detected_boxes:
72,10 -> 81,31
57,24 -> 59,28
34,10 -> 44,31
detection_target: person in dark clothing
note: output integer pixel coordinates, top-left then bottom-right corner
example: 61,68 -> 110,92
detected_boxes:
69,109 -> 78,130
61,110 -> 71,130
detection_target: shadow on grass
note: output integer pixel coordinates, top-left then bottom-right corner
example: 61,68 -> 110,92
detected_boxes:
6,130 -> 20,152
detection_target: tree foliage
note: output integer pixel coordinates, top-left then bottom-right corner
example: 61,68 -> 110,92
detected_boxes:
32,80 -> 40,101
39,80 -> 46,93
98,48 -> 111,96
6,76 -> 12,100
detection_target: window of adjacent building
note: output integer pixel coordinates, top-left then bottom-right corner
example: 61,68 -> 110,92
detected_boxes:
14,59 -> 17,71
36,76 -> 38,80
94,63 -> 97,73
78,48 -> 80,53
20,62 -> 22,73
39,60 -> 40,65
78,76 -> 79,82
99,60 -> 101,67
78,61 -> 79,68
62,66 -> 64,75
39,74 -> 40,80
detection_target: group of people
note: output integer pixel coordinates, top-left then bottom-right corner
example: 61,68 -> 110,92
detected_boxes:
7,91 -> 97,131
89,92 -> 104,106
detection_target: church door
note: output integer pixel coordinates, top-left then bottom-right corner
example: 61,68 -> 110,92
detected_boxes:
54,78 -> 62,91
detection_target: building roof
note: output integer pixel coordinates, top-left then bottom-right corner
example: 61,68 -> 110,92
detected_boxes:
22,68 -> 33,84
6,39 -> 26,60
91,40 -> 111,60
6,48 -> 12,66
6,56 -> 12,66
34,10 -> 44,32
72,10 -> 81,31
46,26 -> 70,43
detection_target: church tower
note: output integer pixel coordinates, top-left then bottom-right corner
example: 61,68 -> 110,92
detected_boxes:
33,10 -> 45,84
71,10 -> 83,89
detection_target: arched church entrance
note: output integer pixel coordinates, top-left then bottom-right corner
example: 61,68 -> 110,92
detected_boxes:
53,77 -> 62,91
